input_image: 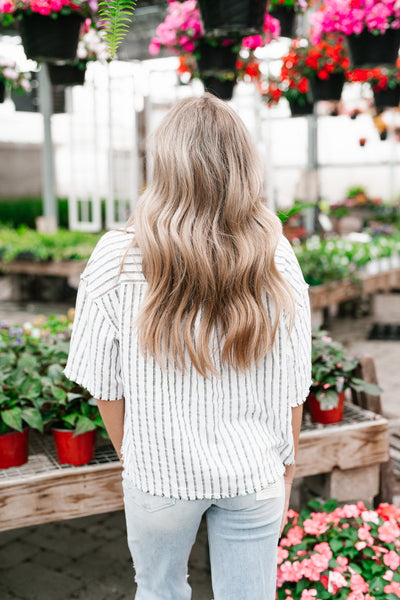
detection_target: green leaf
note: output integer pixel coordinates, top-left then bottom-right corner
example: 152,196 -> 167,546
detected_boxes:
98,0 -> 137,58
74,415 -> 97,436
20,377 -> 42,400
351,377 -> 382,395
21,407 -> 43,432
329,537 -> 343,553
2,407 -> 23,431
47,364 -> 65,382
51,387 -> 67,403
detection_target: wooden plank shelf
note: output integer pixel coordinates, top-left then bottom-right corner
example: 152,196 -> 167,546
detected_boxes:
0,404 -> 389,532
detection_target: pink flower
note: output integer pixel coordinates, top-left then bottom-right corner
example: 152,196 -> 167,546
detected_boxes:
383,569 -> 394,581
361,510 -> 380,525
378,519 -> 400,544
328,570 -> 347,593
314,542 -> 333,559
384,550 -> 400,570
303,512 -> 330,535
350,573 -> 369,594
300,590 -> 317,600
384,580 -> 400,598
277,547 -> 289,565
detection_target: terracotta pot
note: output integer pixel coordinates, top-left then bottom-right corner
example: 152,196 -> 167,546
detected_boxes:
196,0 -> 266,37
18,12 -> 83,63
307,391 -> 345,424
0,429 -> 29,468
347,28 -> 400,68
52,428 -> 96,466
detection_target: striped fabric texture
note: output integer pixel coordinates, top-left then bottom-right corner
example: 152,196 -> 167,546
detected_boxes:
64,230 -> 312,500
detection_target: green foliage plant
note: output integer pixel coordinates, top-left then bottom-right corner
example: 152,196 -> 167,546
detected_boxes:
98,0 -> 137,58
311,330 -> 381,409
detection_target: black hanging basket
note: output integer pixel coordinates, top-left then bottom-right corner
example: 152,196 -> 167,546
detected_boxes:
202,76 -> 236,100
288,96 -> 314,116
48,63 -> 87,87
309,72 -> 345,102
196,41 -> 239,73
269,6 -> 296,38
196,0 -> 266,37
347,28 -> 400,68
17,12 -> 83,63
373,86 -> 400,109
0,81 -> 5,103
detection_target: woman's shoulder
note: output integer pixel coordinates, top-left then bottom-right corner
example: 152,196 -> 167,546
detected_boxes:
274,235 -> 309,301
82,228 -> 141,298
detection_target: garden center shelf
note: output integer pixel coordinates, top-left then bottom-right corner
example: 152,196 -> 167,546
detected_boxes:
0,404 -> 389,533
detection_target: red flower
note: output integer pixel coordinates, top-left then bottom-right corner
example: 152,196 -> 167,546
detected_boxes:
318,69 -> 330,80
298,78 -> 309,93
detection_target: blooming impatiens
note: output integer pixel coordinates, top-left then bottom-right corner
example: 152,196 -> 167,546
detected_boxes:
0,0 -> 98,16
311,0 -> 400,43
277,499 -> 400,599
0,58 -> 31,93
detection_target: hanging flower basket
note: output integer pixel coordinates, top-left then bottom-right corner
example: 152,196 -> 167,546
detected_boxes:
48,62 -> 87,87
307,391 -> 345,424
309,72 -> 345,102
373,86 -> 400,109
201,75 -> 235,99
196,0 -> 267,37
17,13 -> 84,63
288,96 -> 314,116
196,40 -> 239,73
0,429 -> 29,468
0,80 -> 5,103
269,6 -> 296,38
52,428 -> 96,466
347,28 -> 400,68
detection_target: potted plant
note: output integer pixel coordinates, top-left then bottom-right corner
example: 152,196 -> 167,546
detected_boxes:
48,20 -> 111,88
260,70 -> 314,116
311,0 -> 400,67
0,0 -> 98,63
277,499 -> 400,599
0,58 -> 31,103
347,61 -> 400,109
267,0 -> 308,38
308,329 -> 381,424
0,324 -> 44,468
281,37 -> 350,103
149,0 -> 280,99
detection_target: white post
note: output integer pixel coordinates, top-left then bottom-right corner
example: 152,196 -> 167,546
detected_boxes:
38,64 -> 57,224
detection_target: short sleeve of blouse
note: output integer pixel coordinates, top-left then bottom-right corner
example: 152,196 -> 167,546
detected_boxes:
275,236 -> 312,407
63,276 -> 124,401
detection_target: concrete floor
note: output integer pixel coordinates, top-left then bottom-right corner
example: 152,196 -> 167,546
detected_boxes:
0,293 -> 399,600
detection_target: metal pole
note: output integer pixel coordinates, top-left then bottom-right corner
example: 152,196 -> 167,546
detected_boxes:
305,111 -> 319,233
37,65 -> 57,223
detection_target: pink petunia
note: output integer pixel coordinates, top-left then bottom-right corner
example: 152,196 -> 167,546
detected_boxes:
384,550 -> 400,570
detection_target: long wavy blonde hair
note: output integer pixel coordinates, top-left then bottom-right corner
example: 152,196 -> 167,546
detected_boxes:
126,94 -> 295,377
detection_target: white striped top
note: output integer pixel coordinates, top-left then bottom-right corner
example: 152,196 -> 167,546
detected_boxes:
64,229 -> 312,500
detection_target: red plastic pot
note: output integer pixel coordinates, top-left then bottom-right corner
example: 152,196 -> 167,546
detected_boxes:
52,428 -> 96,466
307,391 -> 345,425
0,429 -> 29,468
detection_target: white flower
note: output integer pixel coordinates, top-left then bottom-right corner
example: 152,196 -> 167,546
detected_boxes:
31,328 -> 41,339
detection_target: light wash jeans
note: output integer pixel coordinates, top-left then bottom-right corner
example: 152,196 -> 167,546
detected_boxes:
122,476 -> 284,600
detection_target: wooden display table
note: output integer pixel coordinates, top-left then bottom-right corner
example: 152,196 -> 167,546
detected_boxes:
0,404 -> 389,533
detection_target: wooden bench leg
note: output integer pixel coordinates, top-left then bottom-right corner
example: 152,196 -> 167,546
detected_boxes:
304,464 -> 380,506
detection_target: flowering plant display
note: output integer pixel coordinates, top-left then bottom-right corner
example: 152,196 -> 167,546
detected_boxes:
281,38 -> 351,83
277,499 -> 400,600
149,0 -> 281,79
347,60 -> 400,91
311,0 -> 400,43
76,19 -> 111,65
0,0 -> 98,21
0,58 -> 31,93
236,51 -> 262,82
309,330 -> 381,408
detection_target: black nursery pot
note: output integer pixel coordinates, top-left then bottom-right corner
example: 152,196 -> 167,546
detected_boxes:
270,6 -> 296,38
0,81 -> 5,103
373,86 -> 400,109
347,28 -> 400,68
288,97 -> 314,116
18,12 -> 83,63
196,0 -> 266,36
202,76 -> 235,100
309,72 -> 345,102
48,63 -> 87,87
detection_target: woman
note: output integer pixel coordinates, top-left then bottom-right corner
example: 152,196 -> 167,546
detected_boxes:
64,94 -> 311,600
